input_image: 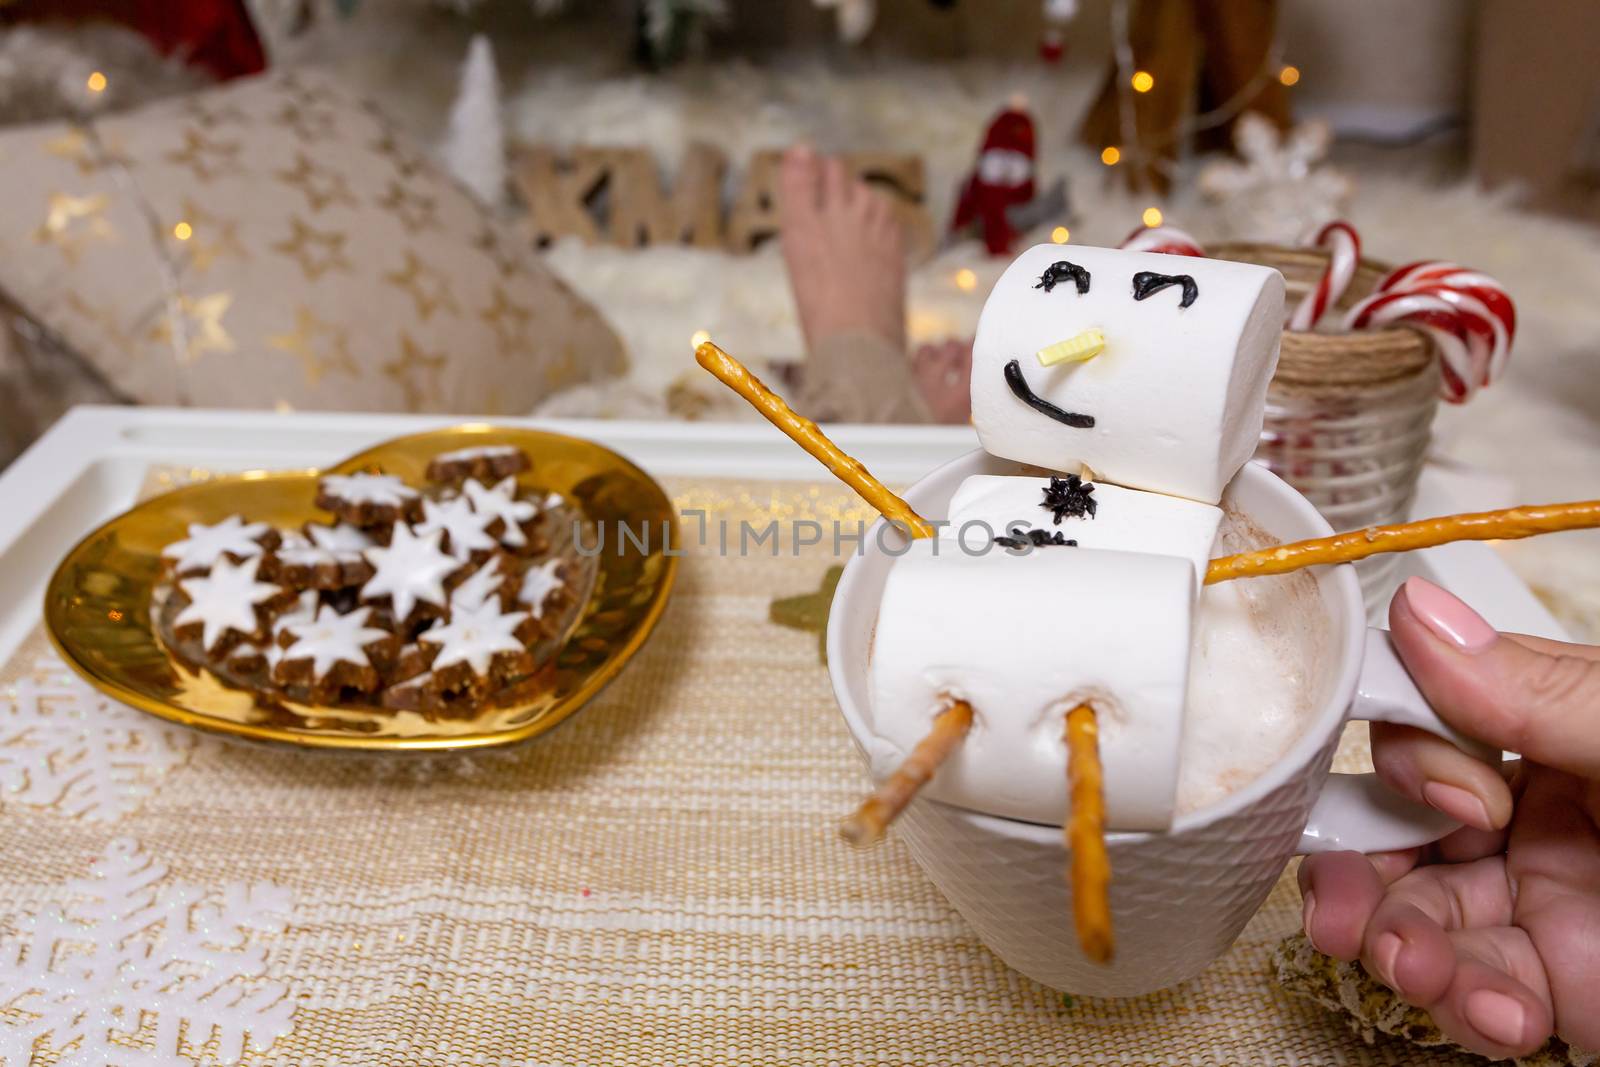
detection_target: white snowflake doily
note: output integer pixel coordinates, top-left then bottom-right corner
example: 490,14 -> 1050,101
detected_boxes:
1,655 -> 199,822
0,837 -> 296,1065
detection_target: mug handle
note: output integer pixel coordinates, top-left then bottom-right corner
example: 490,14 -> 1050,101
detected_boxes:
1296,628 -> 1500,855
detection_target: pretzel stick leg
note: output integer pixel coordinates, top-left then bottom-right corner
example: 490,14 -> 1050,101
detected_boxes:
696,340 -> 936,539
1206,499 -> 1600,585
840,699 -> 973,847
1065,702 -> 1114,964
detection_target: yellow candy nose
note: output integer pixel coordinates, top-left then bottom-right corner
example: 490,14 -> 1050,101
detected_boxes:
1037,328 -> 1105,367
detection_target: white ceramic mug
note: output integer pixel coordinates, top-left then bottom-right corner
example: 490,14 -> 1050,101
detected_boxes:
826,450 -> 1496,997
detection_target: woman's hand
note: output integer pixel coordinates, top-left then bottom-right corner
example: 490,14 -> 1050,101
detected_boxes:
1298,577 -> 1600,1059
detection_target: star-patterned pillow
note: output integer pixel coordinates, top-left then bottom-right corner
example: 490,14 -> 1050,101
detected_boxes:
0,68 -> 626,418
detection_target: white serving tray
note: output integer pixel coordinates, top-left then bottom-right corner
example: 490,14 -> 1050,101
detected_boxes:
0,405 -> 1566,664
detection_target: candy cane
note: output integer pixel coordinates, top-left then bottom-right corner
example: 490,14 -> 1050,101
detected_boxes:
1118,224 -> 1205,257
1288,220 -> 1361,332
1371,260 -> 1516,382
1344,290 -> 1477,402
1346,259 -> 1517,400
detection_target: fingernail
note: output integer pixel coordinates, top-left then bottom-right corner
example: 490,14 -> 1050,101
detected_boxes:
1422,781 -> 1493,831
1301,891 -> 1318,950
1467,989 -> 1526,1047
1371,931 -> 1403,990
1403,577 -> 1497,654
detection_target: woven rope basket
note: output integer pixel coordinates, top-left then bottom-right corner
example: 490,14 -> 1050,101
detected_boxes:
1211,242 -> 1434,393
1211,243 -> 1440,606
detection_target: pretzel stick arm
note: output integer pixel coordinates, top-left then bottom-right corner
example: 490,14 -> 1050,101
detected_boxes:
840,699 -> 973,847
696,341 -> 936,539
1065,702 -> 1114,964
1206,500 -> 1600,585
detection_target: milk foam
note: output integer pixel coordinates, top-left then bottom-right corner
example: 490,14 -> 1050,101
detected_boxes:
1176,514 -> 1328,815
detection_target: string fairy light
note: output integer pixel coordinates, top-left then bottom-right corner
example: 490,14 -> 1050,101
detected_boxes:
955,269 -> 978,292
1131,70 -> 1154,93
1141,207 -> 1163,227
173,221 -> 193,241
86,71 -> 107,94
1106,0 -> 1292,190
1051,226 -> 1071,244
63,98 -> 198,403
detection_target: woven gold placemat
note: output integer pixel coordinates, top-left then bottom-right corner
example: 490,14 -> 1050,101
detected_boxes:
0,474 -> 1468,1066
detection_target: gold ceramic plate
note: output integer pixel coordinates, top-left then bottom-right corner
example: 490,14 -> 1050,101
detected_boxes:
43,425 -> 678,751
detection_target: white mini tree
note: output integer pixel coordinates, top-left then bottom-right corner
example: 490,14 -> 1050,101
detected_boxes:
441,34 -> 507,208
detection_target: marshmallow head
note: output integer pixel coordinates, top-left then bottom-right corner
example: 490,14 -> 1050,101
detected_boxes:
868,541 -> 1195,829
970,244 -> 1285,504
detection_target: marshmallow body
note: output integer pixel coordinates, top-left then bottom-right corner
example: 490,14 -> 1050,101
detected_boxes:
946,474 -> 1222,588
867,541 -> 1195,829
970,244 -> 1284,504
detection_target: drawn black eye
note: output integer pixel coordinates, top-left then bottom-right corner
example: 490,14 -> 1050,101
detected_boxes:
1035,261 -> 1091,295
1131,271 -> 1198,309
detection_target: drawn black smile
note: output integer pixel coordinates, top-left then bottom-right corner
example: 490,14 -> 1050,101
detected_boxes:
1002,360 -> 1096,429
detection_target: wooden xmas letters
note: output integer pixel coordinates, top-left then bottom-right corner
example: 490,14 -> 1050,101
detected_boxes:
512,143 -> 932,257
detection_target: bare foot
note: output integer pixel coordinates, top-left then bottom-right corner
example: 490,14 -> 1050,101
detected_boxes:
779,144 -> 906,353
911,338 -> 974,423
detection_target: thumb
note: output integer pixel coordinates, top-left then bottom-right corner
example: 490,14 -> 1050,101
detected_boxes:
1391,577 -> 1600,780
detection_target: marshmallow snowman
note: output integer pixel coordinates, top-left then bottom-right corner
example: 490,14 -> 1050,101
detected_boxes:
863,244 -> 1285,830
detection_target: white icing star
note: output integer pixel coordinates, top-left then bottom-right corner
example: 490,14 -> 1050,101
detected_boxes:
279,523 -> 374,570
463,478 -> 537,548
266,591 -> 321,669
435,445 -> 521,464
359,525 -> 458,622
307,522 -> 374,556
162,515 -> 270,573
450,556 -> 506,611
416,497 -> 498,561
175,556 -> 281,651
420,601 -> 529,677
280,605 -> 391,680
319,473 -> 418,508
518,559 -> 566,618
272,591 -> 320,635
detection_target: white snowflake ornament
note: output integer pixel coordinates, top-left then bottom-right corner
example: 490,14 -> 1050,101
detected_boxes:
0,838 -> 295,1063
1,654 -> 198,822
1198,112 -> 1353,243
161,514 -> 270,575
463,477 -> 537,549
360,524 -> 458,622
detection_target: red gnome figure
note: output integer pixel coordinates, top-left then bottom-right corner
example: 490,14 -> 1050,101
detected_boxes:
950,104 -> 1038,256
